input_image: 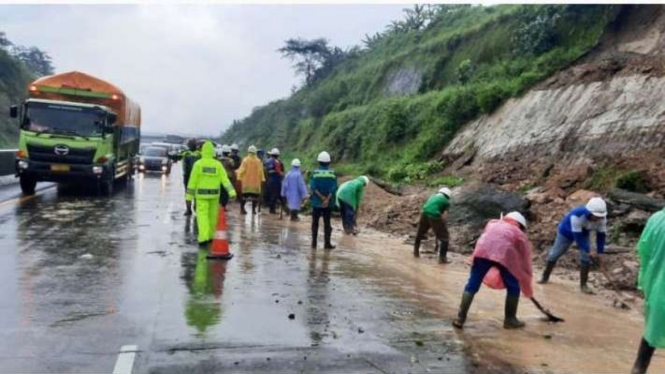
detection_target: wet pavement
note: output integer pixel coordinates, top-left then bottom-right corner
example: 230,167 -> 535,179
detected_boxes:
0,169 -> 489,374
0,169 -> 663,373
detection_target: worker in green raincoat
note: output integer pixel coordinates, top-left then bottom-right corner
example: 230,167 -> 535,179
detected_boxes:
186,141 -> 237,246
632,208 -> 665,374
336,176 -> 369,235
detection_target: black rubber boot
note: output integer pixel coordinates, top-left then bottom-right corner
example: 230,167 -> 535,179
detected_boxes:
503,295 -> 525,329
452,292 -> 474,329
631,338 -> 655,374
580,263 -> 595,294
413,236 -> 421,258
252,201 -> 257,215
538,261 -> 556,284
324,225 -> 335,249
438,240 -> 450,264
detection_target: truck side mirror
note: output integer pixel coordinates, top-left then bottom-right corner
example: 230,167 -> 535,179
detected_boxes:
9,105 -> 18,118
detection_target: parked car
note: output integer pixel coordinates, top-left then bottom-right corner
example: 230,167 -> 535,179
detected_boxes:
138,147 -> 172,175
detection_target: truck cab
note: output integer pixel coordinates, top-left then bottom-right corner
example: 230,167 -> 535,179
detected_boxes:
10,71 -> 141,196
13,99 -> 120,194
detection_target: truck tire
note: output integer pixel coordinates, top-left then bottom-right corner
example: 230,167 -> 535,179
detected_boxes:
19,175 -> 37,195
98,167 -> 114,196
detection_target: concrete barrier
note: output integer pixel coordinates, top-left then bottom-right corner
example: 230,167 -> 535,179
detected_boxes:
0,150 -> 17,176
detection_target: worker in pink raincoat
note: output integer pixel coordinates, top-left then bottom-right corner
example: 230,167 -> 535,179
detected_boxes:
452,212 -> 534,330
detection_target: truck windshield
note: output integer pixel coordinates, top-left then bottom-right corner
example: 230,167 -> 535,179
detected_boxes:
24,102 -> 107,137
144,148 -> 166,157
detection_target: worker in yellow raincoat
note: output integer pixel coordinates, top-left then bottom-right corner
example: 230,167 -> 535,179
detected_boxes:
186,141 -> 236,246
237,145 -> 265,215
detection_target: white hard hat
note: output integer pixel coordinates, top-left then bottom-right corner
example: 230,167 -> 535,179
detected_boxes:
317,151 -> 331,163
248,145 -> 257,153
438,187 -> 452,199
586,197 -> 607,218
361,176 -> 370,185
270,148 -> 280,156
505,211 -> 527,229
231,143 -> 239,151
291,158 -> 301,167
221,145 -> 231,153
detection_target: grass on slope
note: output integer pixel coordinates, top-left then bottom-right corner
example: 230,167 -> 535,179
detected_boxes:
222,5 -> 620,183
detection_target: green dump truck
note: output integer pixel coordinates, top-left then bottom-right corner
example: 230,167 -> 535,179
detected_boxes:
10,71 -> 141,195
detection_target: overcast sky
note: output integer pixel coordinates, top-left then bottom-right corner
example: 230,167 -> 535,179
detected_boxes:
0,4 -> 405,136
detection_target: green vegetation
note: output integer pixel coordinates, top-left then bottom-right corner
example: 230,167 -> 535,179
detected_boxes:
615,170 -> 652,193
0,31 -> 54,148
585,167 -> 654,194
428,175 -> 464,188
585,166 -> 624,192
222,5 -> 621,181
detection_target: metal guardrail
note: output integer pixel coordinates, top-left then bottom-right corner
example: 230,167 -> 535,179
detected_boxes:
0,150 -> 17,177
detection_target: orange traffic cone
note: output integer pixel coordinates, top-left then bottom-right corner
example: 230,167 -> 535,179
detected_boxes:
207,207 -> 233,260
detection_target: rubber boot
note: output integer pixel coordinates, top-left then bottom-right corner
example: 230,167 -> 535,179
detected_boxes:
240,200 -> 247,215
413,236 -> 421,258
580,263 -> 595,294
538,261 -> 556,284
452,292 -> 474,329
252,201 -> 257,215
503,295 -> 525,329
631,338 -> 655,374
324,224 -> 335,249
184,201 -> 193,216
438,240 -> 450,264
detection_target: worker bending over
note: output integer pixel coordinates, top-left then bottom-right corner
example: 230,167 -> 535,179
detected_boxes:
539,197 -> 608,294
453,212 -> 533,330
336,176 -> 369,235
414,187 -> 452,263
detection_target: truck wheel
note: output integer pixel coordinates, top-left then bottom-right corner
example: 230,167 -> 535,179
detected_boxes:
98,169 -> 114,196
19,175 -> 37,195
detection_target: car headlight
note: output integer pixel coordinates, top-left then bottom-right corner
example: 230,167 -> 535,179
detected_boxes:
139,157 -> 145,163
161,165 -> 168,171
18,160 -> 29,169
92,166 -> 103,174
161,159 -> 168,165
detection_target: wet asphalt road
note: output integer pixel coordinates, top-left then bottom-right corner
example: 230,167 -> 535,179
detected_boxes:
0,169 -> 499,374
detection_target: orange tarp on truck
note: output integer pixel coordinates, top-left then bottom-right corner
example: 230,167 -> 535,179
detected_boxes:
29,71 -> 141,128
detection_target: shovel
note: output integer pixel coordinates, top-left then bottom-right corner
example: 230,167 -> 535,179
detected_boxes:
530,297 -> 565,323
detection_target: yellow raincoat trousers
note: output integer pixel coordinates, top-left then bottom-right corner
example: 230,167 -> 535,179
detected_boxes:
186,142 -> 236,244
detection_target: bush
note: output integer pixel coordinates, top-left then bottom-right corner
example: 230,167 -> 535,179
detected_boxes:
387,161 -> 443,183
616,170 -> 652,193
428,175 -> 464,188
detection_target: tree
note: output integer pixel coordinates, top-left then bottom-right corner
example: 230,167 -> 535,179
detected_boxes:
0,32 -> 12,49
12,46 -> 54,76
278,38 -> 349,86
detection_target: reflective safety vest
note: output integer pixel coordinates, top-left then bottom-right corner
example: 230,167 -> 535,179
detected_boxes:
186,142 -> 236,201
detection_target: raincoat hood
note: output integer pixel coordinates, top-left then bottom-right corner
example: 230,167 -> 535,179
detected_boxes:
201,141 -> 215,159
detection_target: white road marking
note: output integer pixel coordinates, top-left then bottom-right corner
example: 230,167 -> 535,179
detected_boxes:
112,345 -> 138,374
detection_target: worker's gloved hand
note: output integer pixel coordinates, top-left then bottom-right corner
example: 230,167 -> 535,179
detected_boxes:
229,191 -> 237,202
